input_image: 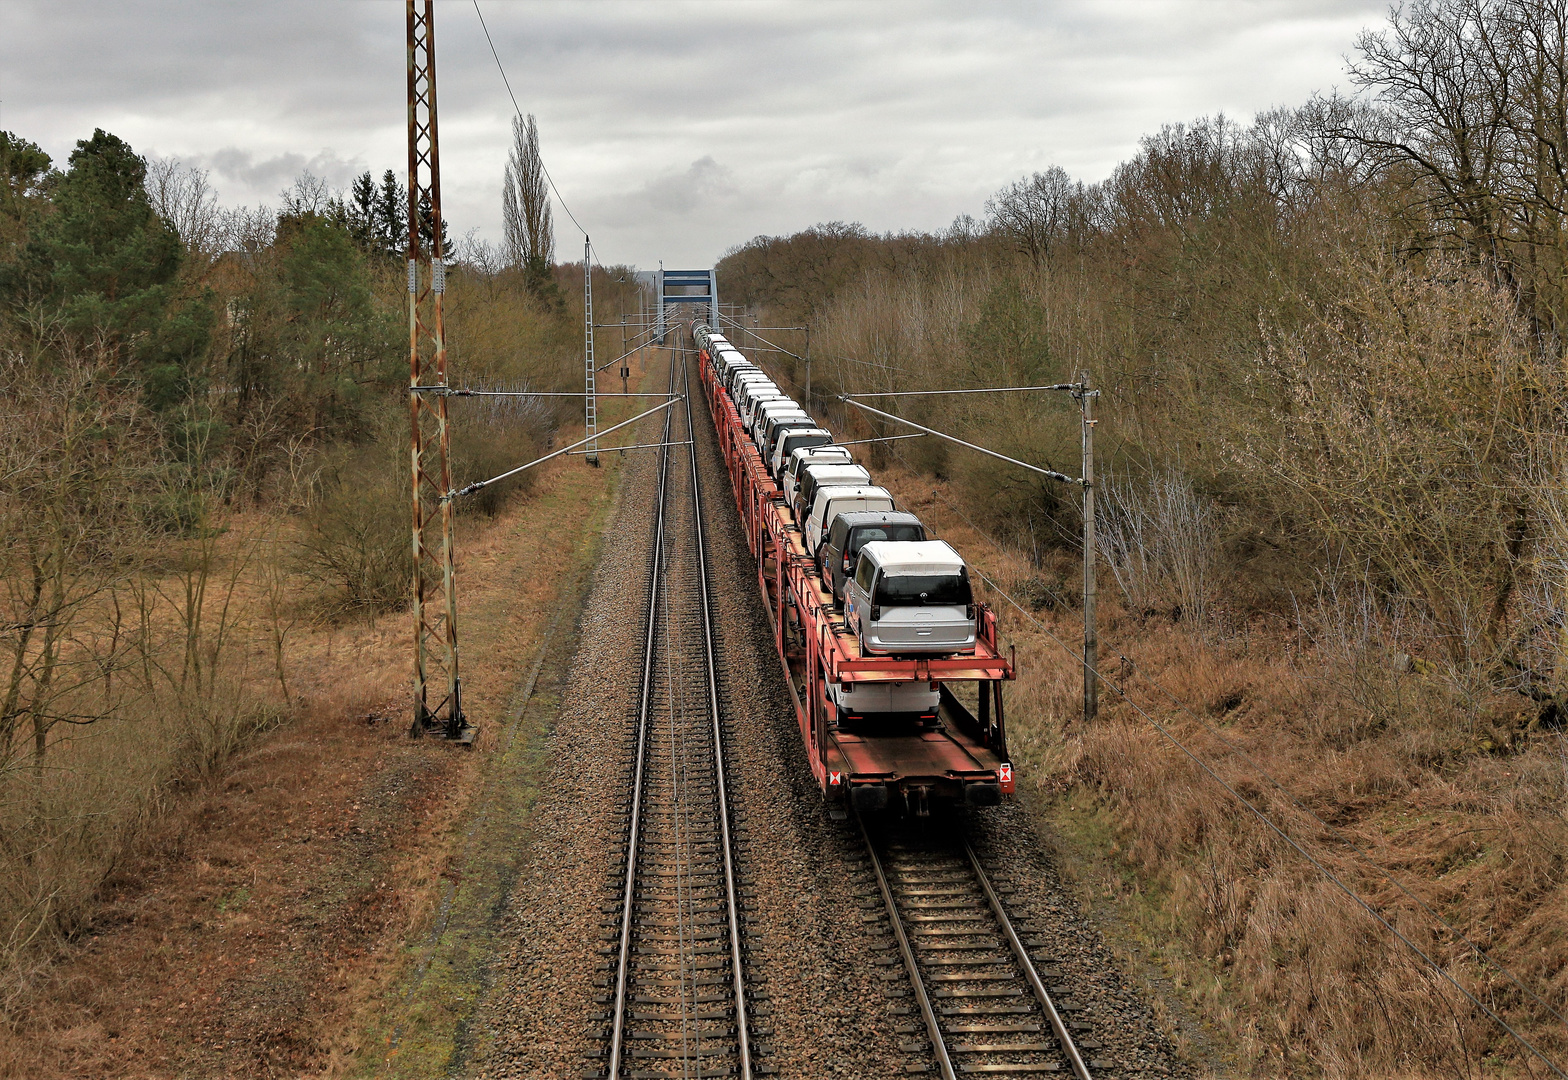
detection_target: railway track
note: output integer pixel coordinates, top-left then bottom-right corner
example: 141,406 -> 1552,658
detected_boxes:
860,817 -> 1099,1078
590,351 -> 767,1080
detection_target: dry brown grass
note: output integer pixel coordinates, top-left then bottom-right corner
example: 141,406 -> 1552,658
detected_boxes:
858,455 -> 1568,1077
0,386 -> 639,1077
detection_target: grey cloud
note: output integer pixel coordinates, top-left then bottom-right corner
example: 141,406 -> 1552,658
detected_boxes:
202,148 -> 367,200
638,158 -> 741,217
8,0 -> 1395,268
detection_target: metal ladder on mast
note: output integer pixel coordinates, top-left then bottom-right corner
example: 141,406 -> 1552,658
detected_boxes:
584,235 -> 597,465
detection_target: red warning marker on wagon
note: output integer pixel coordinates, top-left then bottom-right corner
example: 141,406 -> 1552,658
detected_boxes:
998,763 -> 1014,793
829,770 -> 842,786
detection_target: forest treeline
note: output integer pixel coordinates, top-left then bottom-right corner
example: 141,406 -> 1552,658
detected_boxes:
722,0 -> 1568,685
0,122 -> 638,1000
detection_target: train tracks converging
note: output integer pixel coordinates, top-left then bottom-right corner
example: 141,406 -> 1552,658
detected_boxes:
860,818 -> 1099,1078
590,353 -> 768,1080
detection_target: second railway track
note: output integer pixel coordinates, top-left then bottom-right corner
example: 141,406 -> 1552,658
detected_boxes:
861,816 -> 1098,1078
591,351 -> 769,1080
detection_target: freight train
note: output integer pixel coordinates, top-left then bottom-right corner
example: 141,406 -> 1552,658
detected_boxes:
692,322 -> 1014,816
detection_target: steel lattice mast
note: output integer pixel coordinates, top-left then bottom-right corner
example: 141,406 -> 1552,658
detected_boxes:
406,0 -> 470,742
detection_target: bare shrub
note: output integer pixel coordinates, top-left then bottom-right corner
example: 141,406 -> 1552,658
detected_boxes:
1234,248 -> 1553,667
447,387 -> 552,517
1097,465 -> 1217,624
296,443 -> 410,620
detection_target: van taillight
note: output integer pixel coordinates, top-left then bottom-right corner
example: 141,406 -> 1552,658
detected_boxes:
843,555 -> 852,572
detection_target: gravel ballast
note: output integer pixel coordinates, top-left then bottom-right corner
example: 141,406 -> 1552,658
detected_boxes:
467,352 -> 1197,1078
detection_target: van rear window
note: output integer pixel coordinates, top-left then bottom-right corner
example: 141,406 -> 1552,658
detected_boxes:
851,524 -> 923,550
784,434 -> 830,455
874,572 -> 972,607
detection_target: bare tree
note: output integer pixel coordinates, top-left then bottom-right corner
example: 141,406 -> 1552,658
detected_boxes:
145,157 -> 223,263
984,166 -> 1084,267
1343,0 -> 1568,337
502,113 -> 554,274
0,351 -> 154,774
280,172 -> 332,218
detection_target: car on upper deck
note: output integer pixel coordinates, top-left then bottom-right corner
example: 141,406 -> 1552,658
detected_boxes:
817,510 -> 927,604
843,540 -> 977,657
768,427 -> 833,478
803,485 -> 895,556
782,446 -> 854,508
793,462 -> 871,521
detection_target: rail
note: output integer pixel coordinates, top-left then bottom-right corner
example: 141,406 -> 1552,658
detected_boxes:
599,347 -> 758,1079
859,814 -> 1093,1079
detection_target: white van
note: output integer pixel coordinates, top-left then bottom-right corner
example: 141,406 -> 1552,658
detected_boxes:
794,462 -> 871,520
719,354 -> 755,388
746,394 -> 798,434
843,540 -> 977,656
827,678 -> 939,728
782,446 -> 854,507
731,373 -> 775,406
753,404 -> 811,453
731,379 -> 778,420
739,389 -> 788,433
724,363 -> 764,395
770,428 -> 834,478
803,485 -> 894,555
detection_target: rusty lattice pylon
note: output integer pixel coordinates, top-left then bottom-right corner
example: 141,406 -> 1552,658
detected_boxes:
406,0 -> 470,742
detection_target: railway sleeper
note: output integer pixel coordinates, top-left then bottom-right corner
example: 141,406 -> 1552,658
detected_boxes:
630,1009 -> 731,1022
949,1042 -> 1061,1054
633,944 -> 727,955
630,1027 -> 735,1040
631,1046 -> 735,1058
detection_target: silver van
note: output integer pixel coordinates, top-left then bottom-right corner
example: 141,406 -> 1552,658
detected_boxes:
844,540 -> 976,656
794,462 -> 871,520
782,446 -> 854,507
803,485 -> 894,556
818,510 -> 927,603
827,677 -> 939,729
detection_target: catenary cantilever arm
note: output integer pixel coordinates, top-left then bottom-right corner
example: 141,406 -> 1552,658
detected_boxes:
447,397 -> 678,499
840,395 -> 1082,486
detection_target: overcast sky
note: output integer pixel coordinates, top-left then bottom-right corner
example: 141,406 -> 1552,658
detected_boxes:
5,1 -> 1392,269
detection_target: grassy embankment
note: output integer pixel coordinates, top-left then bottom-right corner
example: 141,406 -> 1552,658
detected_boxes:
346,358 -> 665,1078
0,352 -> 657,1080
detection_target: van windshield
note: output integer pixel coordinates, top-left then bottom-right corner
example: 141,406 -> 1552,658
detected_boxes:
874,572 -> 972,607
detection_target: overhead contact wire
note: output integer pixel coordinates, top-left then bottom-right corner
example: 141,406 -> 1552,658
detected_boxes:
472,0 -> 590,240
